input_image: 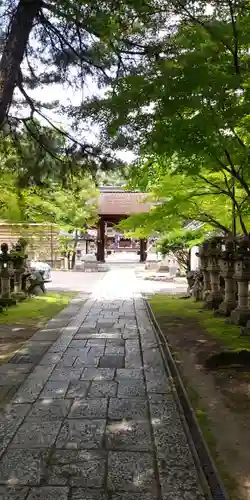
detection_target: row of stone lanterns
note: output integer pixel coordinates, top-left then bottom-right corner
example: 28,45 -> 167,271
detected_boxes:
196,237 -> 250,326
0,240 -> 28,306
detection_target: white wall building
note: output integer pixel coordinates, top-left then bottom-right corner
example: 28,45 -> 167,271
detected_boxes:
190,245 -> 200,271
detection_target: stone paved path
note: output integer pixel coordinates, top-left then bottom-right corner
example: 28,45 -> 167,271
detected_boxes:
0,269 -> 205,500
0,296 -> 90,405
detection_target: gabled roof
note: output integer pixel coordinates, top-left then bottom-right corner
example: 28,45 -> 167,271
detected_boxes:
98,189 -> 151,216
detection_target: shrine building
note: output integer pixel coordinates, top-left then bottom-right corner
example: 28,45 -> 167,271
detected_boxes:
96,187 -> 151,262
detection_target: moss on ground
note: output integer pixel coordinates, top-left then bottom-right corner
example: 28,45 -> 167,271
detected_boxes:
0,292 -> 75,327
150,294 -> 245,500
0,292 -> 75,363
150,295 -> 250,351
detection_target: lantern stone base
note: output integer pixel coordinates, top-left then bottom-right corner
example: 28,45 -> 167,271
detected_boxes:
204,292 -> 223,310
229,308 -> 250,326
214,299 -> 237,317
0,297 -> 16,307
240,323 -> 250,336
193,290 -> 203,302
11,291 -> 26,302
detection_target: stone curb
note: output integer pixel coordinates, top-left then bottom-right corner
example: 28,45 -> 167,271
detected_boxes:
144,298 -> 229,500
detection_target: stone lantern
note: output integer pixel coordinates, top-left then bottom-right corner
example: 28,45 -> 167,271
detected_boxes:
205,237 -> 223,309
0,243 -> 15,304
217,239 -> 236,316
11,240 -> 27,296
230,237 -> 250,325
196,240 -> 211,300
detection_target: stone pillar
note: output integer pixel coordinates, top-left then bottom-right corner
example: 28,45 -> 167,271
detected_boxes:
11,239 -> 28,298
0,243 -> 15,304
230,239 -> 250,325
14,269 -> 23,294
196,241 -> 211,300
0,262 -> 11,299
97,219 -> 105,262
22,271 -> 29,294
13,254 -> 25,295
139,239 -> 147,263
205,238 -> 223,309
217,240 -> 236,316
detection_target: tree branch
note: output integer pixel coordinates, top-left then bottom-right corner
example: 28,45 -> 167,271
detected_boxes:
173,0 -> 235,54
224,148 -> 250,196
228,0 -> 240,75
229,126 -> 247,150
199,213 -> 230,234
197,174 -> 230,197
17,73 -> 119,166
38,12 -> 112,82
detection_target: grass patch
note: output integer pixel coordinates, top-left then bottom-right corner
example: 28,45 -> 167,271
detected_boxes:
0,292 -> 75,364
0,292 -> 75,327
149,295 -> 250,351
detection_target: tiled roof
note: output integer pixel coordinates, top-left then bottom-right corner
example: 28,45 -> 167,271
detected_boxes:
98,191 -> 151,216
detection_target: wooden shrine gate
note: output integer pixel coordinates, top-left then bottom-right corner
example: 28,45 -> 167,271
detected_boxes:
96,188 -> 151,263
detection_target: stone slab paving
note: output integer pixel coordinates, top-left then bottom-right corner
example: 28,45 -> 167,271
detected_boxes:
0,269 -> 206,499
0,295 -> 90,406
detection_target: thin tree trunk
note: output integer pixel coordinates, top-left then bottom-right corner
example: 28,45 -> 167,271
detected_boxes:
0,0 -> 42,127
187,249 -> 191,273
71,229 -> 79,270
67,252 -> 70,270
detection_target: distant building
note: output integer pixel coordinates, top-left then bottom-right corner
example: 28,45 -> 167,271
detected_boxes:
0,222 -> 59,265
0,187 -> 152,265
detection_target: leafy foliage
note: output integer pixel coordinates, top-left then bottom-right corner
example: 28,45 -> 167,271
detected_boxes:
12,177 -> 97,228
0,124 -> 86,188
85,1 -> 250,231
2,0 -> 250,247
118,149 -> 250,240
0,0 -> 174,165
0,124 -> 98,232
158,228 -> 205,271
96,167 -> 129,187
0,152 -> 98,231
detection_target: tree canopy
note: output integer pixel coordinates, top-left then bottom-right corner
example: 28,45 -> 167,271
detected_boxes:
0,0 -> 171,165
85,1 -> 250,222
0,127 -> 98,229
118,154 -> 250,239
158,228 -> 205,272
0,171 -> 97,226
1,1 -> 250,245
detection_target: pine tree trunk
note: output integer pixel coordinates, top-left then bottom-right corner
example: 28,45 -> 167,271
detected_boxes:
0,0 -> 42,127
